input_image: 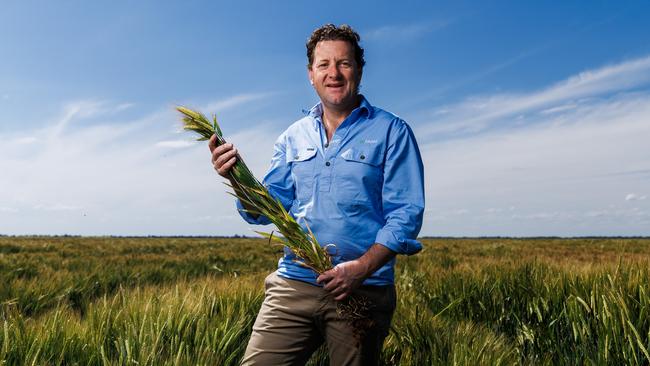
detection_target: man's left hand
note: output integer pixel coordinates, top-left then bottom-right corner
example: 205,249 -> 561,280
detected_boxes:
317,260 -> 368,301
317,244 -> 396,301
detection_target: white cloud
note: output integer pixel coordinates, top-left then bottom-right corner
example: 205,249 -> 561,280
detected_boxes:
626,193 -> 647,201
419,54 -> 650,138
418,95 -> 650,235
511,212 -> 562,220
115,103 -> 135,112
199,92 -> 274,115
12,136 -> 37,144
34,204 -> 83,211
155,140 -> 195,149
585,210 -> 608,218
47,100 -> 133,140
364,20 -> 450,42
415,55 -> 650,236
540,103 -> 578,115
0,94 -> 279,235
485,208 -> 503,214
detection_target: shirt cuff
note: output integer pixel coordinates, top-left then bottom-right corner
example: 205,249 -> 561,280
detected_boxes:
375,228 -> 422,255
236,199 -> 271,225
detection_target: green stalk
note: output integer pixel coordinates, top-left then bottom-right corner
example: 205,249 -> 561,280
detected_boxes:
176,106 -> 333,274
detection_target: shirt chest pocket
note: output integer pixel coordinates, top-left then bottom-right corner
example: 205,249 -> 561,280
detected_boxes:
336,147 -> 384,203
286,147 -> 317,203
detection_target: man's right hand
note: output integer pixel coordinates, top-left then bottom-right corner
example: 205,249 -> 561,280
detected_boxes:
209,134 -> 259,218
209,134 -> 238,178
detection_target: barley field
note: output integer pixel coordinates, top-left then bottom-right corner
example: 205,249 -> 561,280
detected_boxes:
1,236 -> 650,365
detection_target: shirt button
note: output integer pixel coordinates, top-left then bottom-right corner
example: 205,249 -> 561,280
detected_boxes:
325,162 -> 331,166
360,155 -> 365,160
324,142 -> 329,148
294,156 -> 299,160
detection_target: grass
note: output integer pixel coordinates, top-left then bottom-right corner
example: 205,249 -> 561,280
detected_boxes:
1,236 -> 650,365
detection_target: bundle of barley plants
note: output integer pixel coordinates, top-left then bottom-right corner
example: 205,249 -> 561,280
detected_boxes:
177,107 -> 332,274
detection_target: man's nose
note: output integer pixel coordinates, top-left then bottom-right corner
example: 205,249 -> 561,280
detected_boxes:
327,64 -> 342,78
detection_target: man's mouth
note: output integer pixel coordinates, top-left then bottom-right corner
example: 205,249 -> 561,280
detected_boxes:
326,84 -> 344,89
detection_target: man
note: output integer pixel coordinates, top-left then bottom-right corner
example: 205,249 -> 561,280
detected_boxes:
209,24 -> 424,366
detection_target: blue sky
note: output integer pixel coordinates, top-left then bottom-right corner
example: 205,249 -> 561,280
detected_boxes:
1,1 -> 649,236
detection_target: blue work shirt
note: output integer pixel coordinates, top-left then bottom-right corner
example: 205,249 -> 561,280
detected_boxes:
237,96 -> 424,286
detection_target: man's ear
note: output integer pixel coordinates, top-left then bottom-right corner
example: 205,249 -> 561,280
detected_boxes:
308,68 -> 314,86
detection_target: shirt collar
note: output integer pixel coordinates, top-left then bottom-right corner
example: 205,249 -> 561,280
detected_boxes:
308,95 -> 373,130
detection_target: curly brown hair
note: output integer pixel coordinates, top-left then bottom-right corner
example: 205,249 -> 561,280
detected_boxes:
306,24 -> 365,70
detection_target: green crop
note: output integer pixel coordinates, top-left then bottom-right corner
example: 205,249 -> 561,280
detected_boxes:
177,106 -> 333,274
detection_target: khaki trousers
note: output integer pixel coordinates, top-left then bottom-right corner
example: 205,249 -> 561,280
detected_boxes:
241,272 -> 396,366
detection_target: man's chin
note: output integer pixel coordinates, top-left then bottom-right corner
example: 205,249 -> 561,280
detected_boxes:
323,96 -> 353,108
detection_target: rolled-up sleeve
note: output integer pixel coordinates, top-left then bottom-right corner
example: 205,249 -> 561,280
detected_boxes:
374,120 -> 425,255
236,133 -> 295,225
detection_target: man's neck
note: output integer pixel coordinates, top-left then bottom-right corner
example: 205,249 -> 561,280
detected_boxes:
321,95 -> 361,141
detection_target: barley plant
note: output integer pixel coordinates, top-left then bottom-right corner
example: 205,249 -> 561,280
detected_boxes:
1,237 -> 649,365
3,237 -> 650,365
176,106 -> 332,274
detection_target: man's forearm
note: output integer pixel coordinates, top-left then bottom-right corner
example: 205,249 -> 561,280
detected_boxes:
317,243 -> 397,300
356,243 -> 397,279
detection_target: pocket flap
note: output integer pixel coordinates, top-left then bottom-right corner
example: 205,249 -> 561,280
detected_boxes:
340,148 -> 382,166
286,147 -> 317,163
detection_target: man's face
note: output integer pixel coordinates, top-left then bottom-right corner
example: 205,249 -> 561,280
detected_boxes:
308,40 -> 362,112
